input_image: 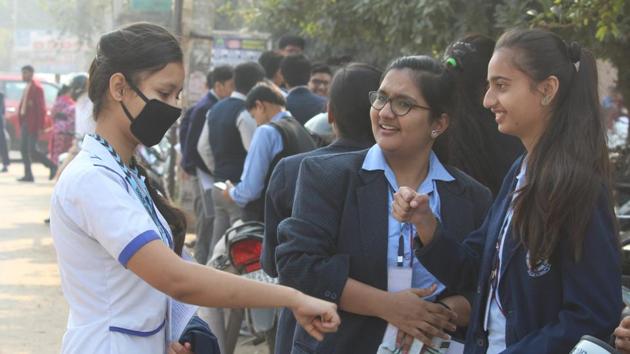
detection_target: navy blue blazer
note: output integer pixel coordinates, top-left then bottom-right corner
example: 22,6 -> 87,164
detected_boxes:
262,138 -> 373,277
181,92 -> 219,175
416,157 -> 622,354
276,149 -> 492,353
262,139 -> 373,354
286,87 -> 326,125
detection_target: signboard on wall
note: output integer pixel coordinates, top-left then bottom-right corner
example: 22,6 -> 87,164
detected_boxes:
211,33 -> 270,67
185,31 -> 270,103
130,0 -> 172,12
12,30 -> 93,74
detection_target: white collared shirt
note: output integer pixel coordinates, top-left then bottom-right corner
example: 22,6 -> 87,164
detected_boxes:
362,144 -> 454,295
485,161 -> 527,354
196,91 -> 256,172
50,135 -> 173,353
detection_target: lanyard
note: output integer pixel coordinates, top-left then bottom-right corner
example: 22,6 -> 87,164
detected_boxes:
397,223 -> 414,268
91,134 -> 173,249
488,208 -> 513,317
388,185 -> 414,269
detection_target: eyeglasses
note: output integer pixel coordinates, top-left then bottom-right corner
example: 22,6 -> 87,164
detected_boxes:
368,91 -> 431,117
310,78 -> 329,87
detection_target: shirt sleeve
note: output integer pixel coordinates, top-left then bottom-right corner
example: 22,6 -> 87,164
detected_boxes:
229,125 -> 283,207
60,167 -> 165,267
196,118 -> 215,173
236,110 -> 257,151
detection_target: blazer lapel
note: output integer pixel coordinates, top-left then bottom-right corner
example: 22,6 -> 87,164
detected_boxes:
497,172 -> 522,280
436,179 -> 473,243
356,169 -> 389,290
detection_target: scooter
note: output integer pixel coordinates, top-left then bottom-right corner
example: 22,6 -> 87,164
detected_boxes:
204,220 -> 278,354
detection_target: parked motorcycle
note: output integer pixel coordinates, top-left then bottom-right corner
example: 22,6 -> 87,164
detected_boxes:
205,220 -> 278,354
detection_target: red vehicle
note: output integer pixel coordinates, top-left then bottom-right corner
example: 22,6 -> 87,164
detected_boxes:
0,74 -> 59,150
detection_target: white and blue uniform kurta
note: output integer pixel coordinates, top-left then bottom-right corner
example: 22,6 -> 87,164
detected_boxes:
50,134 -> 174,353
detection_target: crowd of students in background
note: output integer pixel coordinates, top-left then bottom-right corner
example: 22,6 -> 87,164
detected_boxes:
178,29 -> 630,354
42,21 -> 630,354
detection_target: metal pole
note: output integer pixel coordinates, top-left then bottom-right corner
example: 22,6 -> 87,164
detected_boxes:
166,0 -> 184,199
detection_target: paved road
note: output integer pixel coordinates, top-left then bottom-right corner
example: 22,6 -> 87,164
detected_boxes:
0,156 -> 268,354
0,162 -> 67,354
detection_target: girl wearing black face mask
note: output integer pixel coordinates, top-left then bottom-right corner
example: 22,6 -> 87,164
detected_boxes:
49,23 -> 340,354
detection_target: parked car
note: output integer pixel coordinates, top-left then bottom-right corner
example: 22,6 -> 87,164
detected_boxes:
0,74 -> 59,150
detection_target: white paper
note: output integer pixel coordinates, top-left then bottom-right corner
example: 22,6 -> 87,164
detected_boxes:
388,266 -> 413,293
446,340 -> 464,354
168,298 -> 199,343
379,267 -> 421,353
167,250 -> 199,342
197,168 -> 214,191
378,267 -> 463,354
378,324 -> 424,354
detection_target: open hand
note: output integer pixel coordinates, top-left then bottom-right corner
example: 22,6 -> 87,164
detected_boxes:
381,285 -> 456,350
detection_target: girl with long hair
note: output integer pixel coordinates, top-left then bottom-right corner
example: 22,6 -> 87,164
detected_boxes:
394,28 -> 622,353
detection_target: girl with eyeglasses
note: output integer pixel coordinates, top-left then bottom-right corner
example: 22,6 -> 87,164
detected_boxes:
395,28 -> 622,353
275,55 -> 492,353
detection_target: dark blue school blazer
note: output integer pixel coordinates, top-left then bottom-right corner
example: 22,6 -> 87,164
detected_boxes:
262,138 -> 373,354
276,149 -> 492,353
262,138 -> 374,278
286,86 -> 326,125
416,156 -> 623,354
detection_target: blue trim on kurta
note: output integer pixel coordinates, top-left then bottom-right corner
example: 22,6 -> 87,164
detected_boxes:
118,230 -> 161,267
109,318 -> 166,337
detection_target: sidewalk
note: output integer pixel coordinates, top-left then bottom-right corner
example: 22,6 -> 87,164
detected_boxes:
0,161 -> 67,354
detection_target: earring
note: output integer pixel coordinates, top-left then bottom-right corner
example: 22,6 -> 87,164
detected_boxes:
541,96 -> 551,106
431,130 -> 440,139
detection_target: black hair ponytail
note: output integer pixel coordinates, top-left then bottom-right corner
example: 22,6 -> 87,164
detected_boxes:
135,162 -> 187,256
497,28 -> 615,264
442,34 -> 524,195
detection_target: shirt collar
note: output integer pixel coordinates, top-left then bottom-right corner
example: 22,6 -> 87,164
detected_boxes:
81,134 -> 144,182
231,91 -> 247,100
361,144 -> 454,194
516,156 -> 527,187
271,110 -> 290,122
209,89 -> 219,101
81,135 -> 126,175
288,85 -> 309,94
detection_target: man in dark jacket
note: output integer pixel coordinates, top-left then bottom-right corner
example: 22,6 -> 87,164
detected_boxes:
281,54 -> 326,125
207,62 -> 264,251
179,65 -> 234,264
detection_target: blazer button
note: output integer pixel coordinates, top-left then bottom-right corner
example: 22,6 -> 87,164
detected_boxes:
477,338 -> 484,347
324,290 -> 331,298
330,292 -> 337,300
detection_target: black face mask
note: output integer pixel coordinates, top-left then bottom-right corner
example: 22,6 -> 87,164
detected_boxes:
120,80 -> 182,147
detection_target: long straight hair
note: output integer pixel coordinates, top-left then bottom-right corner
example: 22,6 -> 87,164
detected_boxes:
497,29 -> 614,265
